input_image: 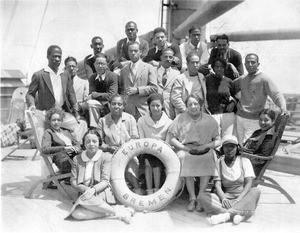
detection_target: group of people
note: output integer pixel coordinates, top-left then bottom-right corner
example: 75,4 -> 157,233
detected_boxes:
25,21 -> 288,225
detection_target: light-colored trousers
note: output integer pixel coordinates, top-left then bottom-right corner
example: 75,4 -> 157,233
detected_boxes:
236,115 -> 260,145
199,187 -> 261,219
211,112 -> 236,138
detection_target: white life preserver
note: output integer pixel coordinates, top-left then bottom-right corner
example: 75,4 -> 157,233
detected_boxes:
110,138 -> 182,212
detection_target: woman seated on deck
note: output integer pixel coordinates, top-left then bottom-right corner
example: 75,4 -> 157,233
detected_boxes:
97,94 -> 142,194
137,93 -> 173,195
167,94 -> 221,212
41,108 -> 81,182
243,109 -> 276,176
67,129 -> 135,223
199,135 -> 261,225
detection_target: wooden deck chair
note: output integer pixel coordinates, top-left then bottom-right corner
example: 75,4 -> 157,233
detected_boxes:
242,114 -> 295,204
7,87 -> 28,124
24,111 -> 74,200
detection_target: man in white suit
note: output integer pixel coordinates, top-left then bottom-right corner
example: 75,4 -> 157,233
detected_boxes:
171,52 -> 208,116
64,56 -> 89,120
156,48 -> 180,120
119,42 -> 158,120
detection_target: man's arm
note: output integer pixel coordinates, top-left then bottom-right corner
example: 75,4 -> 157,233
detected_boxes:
170,76 -> 186,113
83,55 -> 94,80
140,40 -> 149,60
66,74 -> 79,117
136,65 -> 158,96
91,73 -> 118,101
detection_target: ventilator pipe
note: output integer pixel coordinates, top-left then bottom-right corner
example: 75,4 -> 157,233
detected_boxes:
172,0 -> 245,40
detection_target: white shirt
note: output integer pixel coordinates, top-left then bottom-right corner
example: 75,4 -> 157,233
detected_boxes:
126,37 -> 141,44
81,150 -> 102,186
95,73 -> 106,82
44,66 -> 64,109
155,42 -> 172,53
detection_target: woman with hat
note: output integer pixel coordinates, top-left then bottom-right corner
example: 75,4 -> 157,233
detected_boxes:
199,134 -> 261,225
137,93 -> 173,195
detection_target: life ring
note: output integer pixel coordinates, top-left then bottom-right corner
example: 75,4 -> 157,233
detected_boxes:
110,138 -> 182,212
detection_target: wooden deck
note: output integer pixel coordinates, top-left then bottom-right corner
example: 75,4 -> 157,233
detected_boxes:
1,145 -> 300,233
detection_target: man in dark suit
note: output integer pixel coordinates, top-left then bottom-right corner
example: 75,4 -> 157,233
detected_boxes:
116,21 -> 149,70
208,34 -> 244,80
26,45 -> 87,143
86,54 -> 118,127
84,36 -> 115,79
144,27 -> 182,70
119,42 -> 157,120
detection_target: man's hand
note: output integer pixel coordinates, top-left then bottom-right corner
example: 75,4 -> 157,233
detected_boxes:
229,63 -> 239,78
125,87 -> 138,96
281,109 -> 289,116
75,115 -> 80,124
172,56 -> 181,65
226,102 -> 236,112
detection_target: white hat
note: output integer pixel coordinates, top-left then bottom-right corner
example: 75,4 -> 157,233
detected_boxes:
222,135 -> 238,146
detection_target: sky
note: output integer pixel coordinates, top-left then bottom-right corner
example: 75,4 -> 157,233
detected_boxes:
1,0 -> 300,94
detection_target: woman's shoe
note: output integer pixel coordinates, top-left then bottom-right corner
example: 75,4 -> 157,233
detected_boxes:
208,212 -> 230,225
233,215 -> 245,225
187,199 -> 197,212
195,200 -> 204,212
133,188 -> 143,195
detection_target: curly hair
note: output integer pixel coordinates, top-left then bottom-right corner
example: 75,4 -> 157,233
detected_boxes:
45,108 -> 65,123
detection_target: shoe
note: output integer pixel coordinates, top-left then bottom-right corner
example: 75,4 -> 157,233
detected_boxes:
195,201 -> 204,212
153,188 -> 159,193
187,199 -> 197,212
116,209 -> 132,224
208,213 -> 230,225
133,188 -> 143,195
125,206 -> 135,217
233,215 -> 245,225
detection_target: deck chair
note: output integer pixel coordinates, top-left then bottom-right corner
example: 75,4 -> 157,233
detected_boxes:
24,110 -> 74,200
241,114 -> 295,204
7,87 -> 28,124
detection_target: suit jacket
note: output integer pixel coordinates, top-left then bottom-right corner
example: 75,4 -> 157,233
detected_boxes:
89,71 -> 118,105
171,71 -> 208,116
26,68 -> 78,116
119,60 -> 158,119
84,53 -> 115,79
116,37 -> 149,62
73,75 -> 89,103
41,128 -> 80,154
156,67 -> 180,120
208,48 -> 244,80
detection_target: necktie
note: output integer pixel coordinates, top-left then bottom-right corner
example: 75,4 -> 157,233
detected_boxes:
162,69 -> 167,86
131,63 -> 137,82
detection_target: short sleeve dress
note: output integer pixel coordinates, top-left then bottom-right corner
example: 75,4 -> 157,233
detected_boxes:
168,112 -> 219,177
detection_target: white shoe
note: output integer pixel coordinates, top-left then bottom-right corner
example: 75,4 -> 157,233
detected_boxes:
116,209 -> 132,224
233,215 -> 245,225
208,213 -> 230,225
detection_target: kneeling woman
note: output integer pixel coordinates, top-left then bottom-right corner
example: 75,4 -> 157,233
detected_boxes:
67,129 -> 134,223
167,94 -> 221,212
200,135 -> 260,225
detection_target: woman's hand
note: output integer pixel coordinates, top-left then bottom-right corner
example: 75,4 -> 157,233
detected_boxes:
108,145 -> 119,154
64,146 -> 80,153
221,198 -> 232,209
80,187 -> 96,202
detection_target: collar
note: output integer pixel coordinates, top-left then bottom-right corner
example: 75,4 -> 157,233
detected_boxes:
95,72 -> 106,81
126,37 -> 140,44
81,150 -> 102,162
144,112 -> 169,129
158,65 -> 171,74
107,112 -> 126,123
130,59 -> 141,68
187,41 -> 201,50
155,42 -> 172,53
44,66 -> 64,75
